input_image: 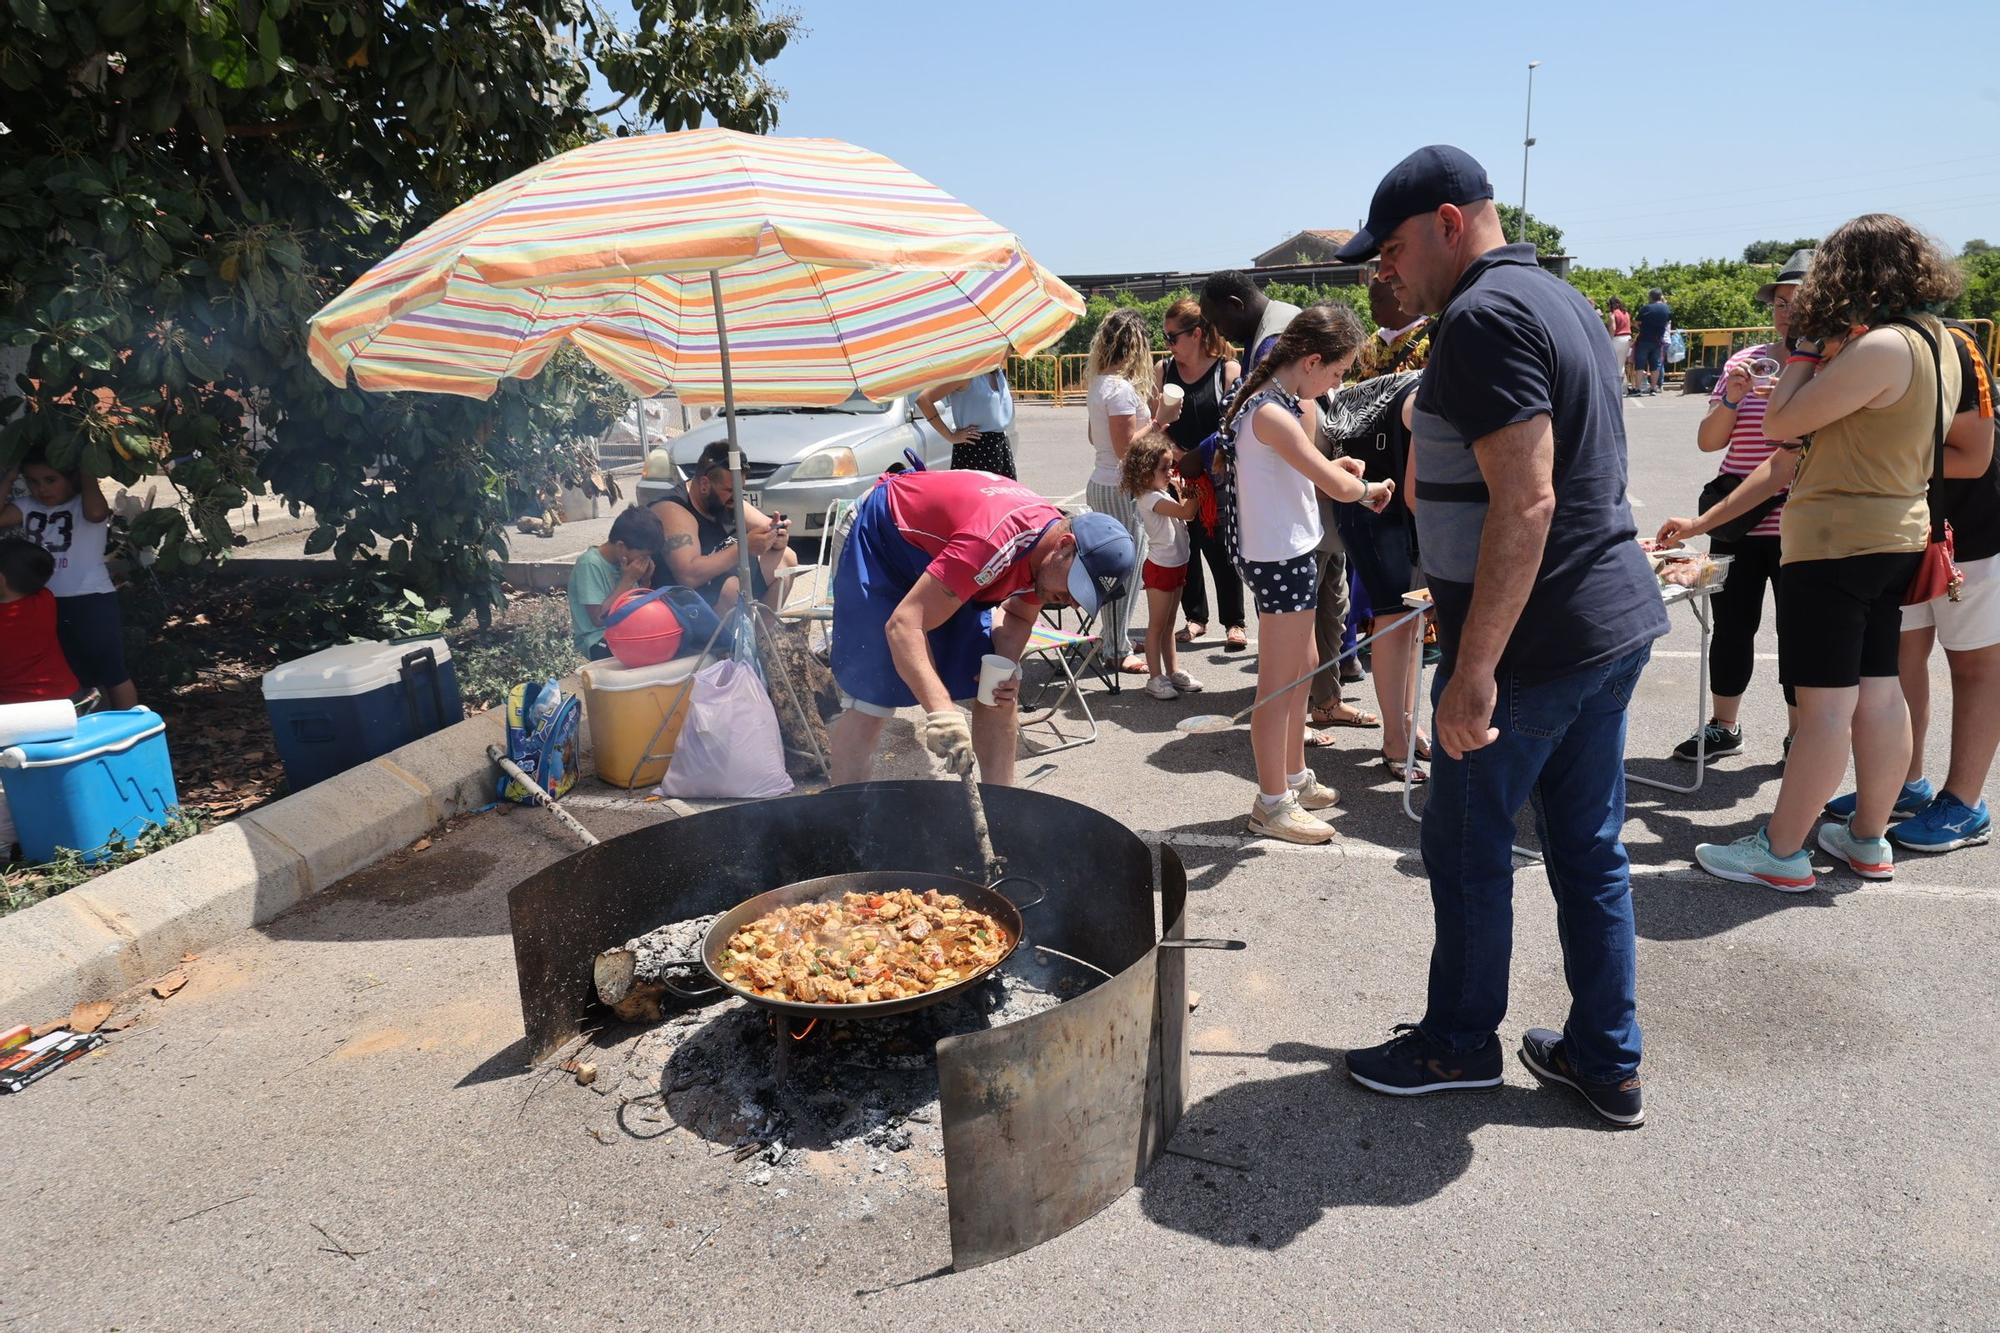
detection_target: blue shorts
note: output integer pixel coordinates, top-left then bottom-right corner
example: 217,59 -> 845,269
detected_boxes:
1633,340 -> 1665,375
830,485 -> 993,710
55,590 -> 129,691
1333,505 -> 1417,609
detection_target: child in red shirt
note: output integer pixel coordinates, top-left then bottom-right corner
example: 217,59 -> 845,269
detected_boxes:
0,536 -> 80,705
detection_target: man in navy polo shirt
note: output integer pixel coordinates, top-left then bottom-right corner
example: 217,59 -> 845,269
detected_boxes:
1335,146 -> 1668,1128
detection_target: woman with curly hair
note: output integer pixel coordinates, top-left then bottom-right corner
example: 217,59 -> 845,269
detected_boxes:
1085,308 -> 1170,672
1664,214 -> 1977,890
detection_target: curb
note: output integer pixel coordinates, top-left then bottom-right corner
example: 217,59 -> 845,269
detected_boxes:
0,705 -> 510,1023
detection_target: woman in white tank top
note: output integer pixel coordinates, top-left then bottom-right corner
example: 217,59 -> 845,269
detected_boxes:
1220,306 -> 1397,845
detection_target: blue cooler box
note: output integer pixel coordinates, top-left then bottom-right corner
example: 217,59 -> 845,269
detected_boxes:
261,639 -> 460,792
0,707 -> 180,864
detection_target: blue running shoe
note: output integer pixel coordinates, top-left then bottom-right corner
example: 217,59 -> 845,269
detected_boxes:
1824,778 -> 1933,822
1890,791 -> 1992,853
1695,828 -> 1816,893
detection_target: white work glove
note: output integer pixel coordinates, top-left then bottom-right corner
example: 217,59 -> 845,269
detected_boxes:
922,709 -> 975,775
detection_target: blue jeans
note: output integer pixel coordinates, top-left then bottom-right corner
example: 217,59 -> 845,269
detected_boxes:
1419,645 -> 1651,1081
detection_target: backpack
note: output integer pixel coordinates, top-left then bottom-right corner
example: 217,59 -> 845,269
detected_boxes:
498,678 -> 582,803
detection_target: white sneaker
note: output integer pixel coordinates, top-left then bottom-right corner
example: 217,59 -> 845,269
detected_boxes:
1290,772 -> 1339,810
1145,675 -> 1180,700
1247,792 -> 1338,845
1168,670 -> 1204,693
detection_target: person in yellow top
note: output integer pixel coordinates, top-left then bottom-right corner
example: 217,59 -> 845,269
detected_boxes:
1659,214 -> 1989,890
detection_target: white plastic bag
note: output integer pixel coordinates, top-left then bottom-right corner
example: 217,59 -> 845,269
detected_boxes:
655,660 -> 794,800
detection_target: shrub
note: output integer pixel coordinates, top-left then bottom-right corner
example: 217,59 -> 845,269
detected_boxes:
447,594 -> 582,713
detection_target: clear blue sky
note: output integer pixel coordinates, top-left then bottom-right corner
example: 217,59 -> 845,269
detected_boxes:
607,0 -> 2000,273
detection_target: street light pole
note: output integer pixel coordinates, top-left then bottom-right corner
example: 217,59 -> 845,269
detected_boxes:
1518,60 -> 1541,245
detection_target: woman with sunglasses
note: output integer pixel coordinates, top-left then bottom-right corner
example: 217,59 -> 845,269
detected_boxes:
1152,298 -> 1248,652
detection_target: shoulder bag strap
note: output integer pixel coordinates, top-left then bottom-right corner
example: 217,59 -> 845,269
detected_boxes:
1893,316 -> 1949,540
601,584 -> 672,629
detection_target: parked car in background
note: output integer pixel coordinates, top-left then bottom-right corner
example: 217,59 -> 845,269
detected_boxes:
639,393 -> 1017,545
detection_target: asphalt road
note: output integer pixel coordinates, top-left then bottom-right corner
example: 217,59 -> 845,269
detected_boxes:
3,394 -> 1995,1330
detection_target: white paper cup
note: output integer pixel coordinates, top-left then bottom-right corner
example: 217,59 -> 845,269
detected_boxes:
976,654 -> 1019,707
1160,383 -> 1185,410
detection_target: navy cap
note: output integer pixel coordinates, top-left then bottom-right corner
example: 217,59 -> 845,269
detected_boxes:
1335,145 -> 1495,263
1066,511 -> 1136,615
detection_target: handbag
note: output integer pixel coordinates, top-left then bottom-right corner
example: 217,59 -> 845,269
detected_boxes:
1895,317 -> 1962,606
1696,471 -> 1784,543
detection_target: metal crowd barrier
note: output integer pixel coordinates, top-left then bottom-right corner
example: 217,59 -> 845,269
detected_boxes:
1007,353 -> 1092,405
1677,318 -> 1995,377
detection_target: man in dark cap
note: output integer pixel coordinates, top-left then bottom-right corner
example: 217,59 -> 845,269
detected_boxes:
1335,145 -> 1668,1128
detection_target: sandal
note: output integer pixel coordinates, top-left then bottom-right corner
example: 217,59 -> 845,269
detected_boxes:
1176,622 -> 1206,644
1309,701 -> 1380,728
1303,725 -> 1340,748
1383,754 -> 1429,784
1119,652 -> 1149,675
1414,735 -> 1432,762
1224,627 -> 1249,651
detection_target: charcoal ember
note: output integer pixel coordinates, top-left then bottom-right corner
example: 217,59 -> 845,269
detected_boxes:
625,914 -> 720,977
865,1124 -> 913,1153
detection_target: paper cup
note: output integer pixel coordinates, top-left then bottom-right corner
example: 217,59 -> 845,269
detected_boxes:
1160,384 -> 1185,409
976,654 -> 1019,707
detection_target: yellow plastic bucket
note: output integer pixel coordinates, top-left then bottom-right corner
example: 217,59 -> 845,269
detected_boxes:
579,656 -> 702,788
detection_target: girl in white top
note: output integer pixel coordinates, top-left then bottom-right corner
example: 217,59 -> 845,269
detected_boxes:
1084,308 -> 1174,674
0,453 -> 135,709
1120,431 -> 1202,700
1219,305 -> 1394,846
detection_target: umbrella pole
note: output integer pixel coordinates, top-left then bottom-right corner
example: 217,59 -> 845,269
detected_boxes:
710,269 -> 758,639
709,269 -> 828,781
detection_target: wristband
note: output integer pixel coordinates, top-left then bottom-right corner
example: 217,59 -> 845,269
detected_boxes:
1719,394 -> 1743,410
1786,351 -> 1822,365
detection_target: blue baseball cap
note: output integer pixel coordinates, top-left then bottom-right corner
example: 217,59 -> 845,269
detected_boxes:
1335,145 -> 1494,263
1066,510 -> 1136,615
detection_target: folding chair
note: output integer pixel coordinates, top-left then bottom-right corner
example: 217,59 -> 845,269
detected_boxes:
1016,620 -> 1103,756
776,496 -> 859,653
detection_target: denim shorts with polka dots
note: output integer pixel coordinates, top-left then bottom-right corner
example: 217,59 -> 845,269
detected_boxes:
1236,552 -> 1319,615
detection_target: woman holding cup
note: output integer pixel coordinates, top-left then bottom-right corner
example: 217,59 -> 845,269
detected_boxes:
1152,298 -> 1247,651
1662,249 -> 1813,764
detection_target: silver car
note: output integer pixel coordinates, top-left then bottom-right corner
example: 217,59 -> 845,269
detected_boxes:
638,394 -> 1017,540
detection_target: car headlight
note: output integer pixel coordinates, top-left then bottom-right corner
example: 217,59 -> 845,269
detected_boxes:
791,446 -> 859,480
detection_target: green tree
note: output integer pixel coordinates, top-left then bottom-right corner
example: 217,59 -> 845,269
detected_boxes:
0,0 -> 797,621
1949,248 -> 2000,327
1961,239 -> 1993,257
1742,237 -> 1820,265
1495,204 -> 1564,255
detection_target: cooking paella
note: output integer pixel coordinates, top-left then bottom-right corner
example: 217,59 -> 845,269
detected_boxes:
719,888 -> 1012,1005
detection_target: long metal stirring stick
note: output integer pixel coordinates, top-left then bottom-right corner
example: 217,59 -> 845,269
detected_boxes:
1174,608 -> 1425,736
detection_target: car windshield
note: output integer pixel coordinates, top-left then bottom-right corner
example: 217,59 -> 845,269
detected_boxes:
730,392 -> 890,417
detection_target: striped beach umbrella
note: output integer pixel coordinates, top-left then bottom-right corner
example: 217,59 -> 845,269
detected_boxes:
306,128 -> 1083,406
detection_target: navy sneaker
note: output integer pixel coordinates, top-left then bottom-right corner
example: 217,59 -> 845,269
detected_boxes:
1346,1023 -> 1502,1096
1890,791 -> 1993,853
1824,778 -> 1932,822
1518,1028 -> 1644,1128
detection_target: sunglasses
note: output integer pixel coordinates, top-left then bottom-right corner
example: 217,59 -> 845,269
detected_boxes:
1164,321 -> 1207,343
